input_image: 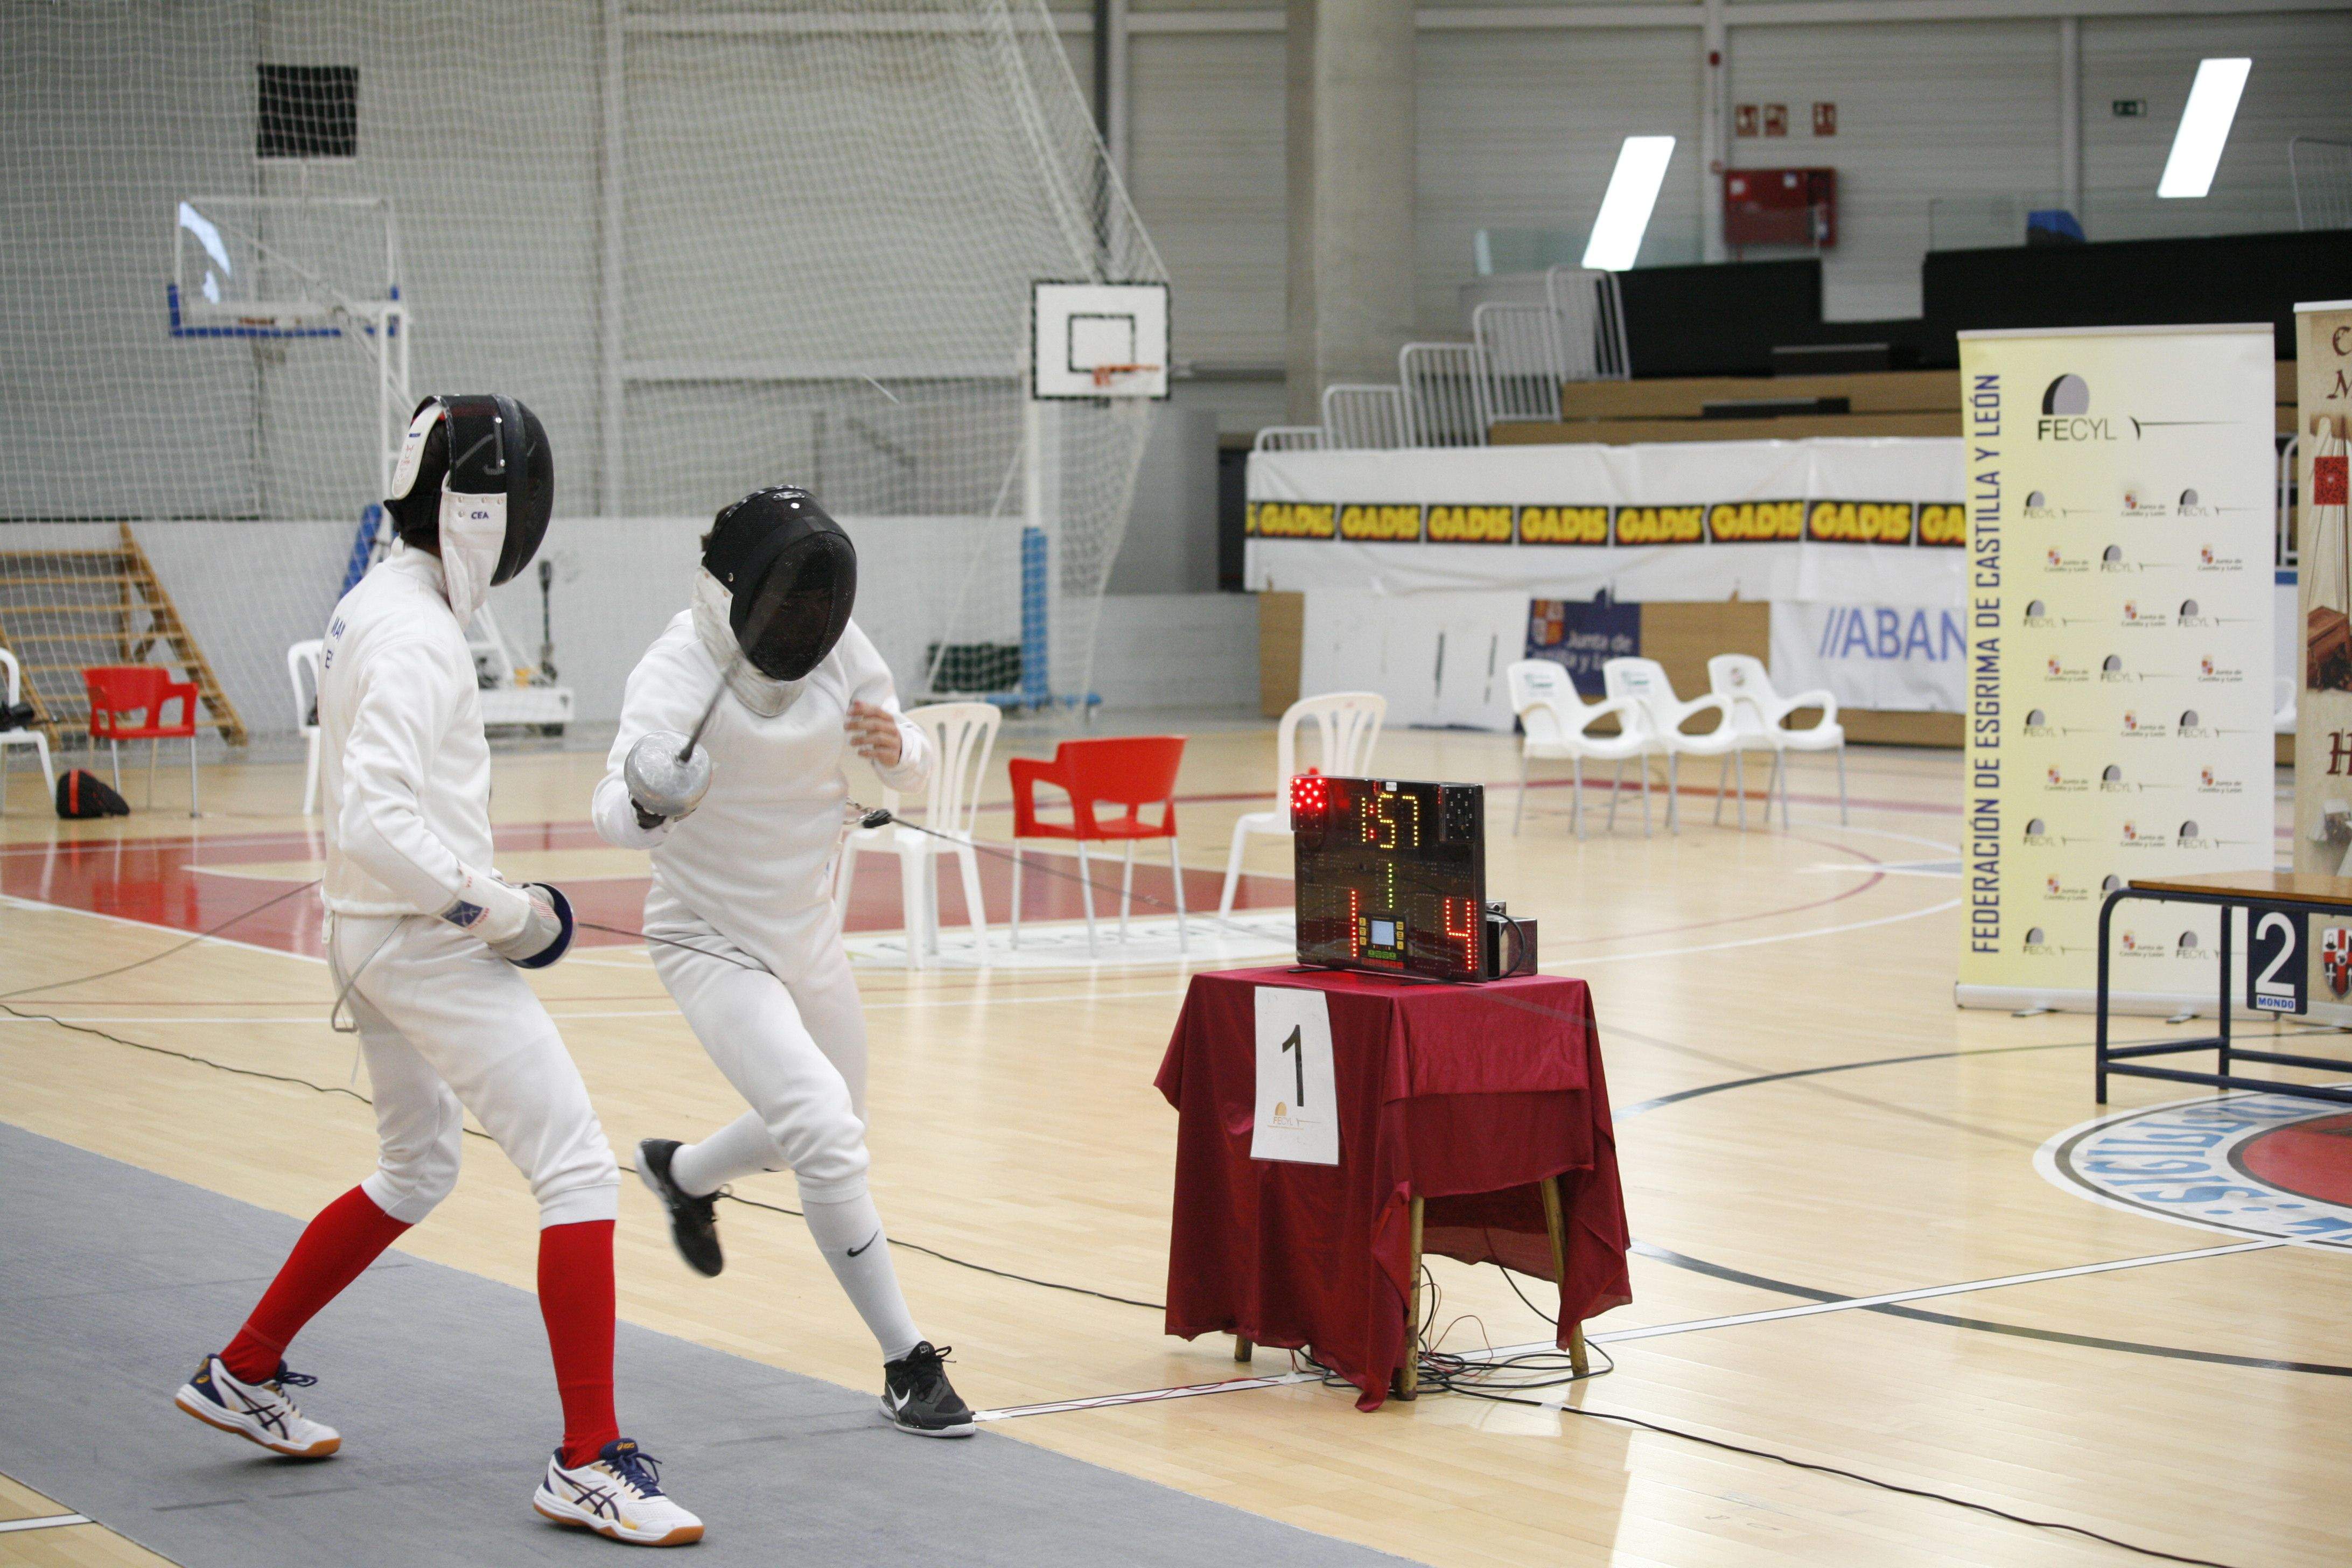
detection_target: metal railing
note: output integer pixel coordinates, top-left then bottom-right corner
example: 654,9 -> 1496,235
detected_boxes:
1255,269 -> 1629,451
1398,342 -> 1492,447
1545,265 -> 1630,382
1472,302 -> 1566,424
1252,425 -> 1326,453
2280,431 -> 2300,569
1321,384 -> 1410,450
2291,137 -> 2352,231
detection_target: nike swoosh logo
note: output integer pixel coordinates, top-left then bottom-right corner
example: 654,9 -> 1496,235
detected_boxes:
847,1232 -> 879,1257
888,1389 -> 911,1411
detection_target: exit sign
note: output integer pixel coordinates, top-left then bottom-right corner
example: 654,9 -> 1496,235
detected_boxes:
2113,98 -> 2147,117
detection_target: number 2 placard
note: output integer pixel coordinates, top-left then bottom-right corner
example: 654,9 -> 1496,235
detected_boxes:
1252,988 -> 1340,1165
2248,904 -> 2306,1014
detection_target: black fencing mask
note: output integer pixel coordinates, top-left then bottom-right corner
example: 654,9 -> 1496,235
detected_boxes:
702,487 -> 857,681
386,393 -> 555,620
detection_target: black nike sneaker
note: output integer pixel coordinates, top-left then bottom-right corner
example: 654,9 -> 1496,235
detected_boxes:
636,1138 -> 723,1277
880,1342 -> 975,1438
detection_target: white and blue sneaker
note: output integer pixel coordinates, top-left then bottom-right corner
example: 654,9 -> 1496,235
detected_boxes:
174,1354 -> 341,1458
533,1439 -> 704,1547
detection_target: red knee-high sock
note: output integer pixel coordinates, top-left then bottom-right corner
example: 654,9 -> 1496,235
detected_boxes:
221,1186 -> 412,1382
538,1220 -> 620,1468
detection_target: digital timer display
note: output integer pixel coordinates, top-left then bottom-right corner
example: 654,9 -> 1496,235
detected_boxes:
1291,775 -> 1486,979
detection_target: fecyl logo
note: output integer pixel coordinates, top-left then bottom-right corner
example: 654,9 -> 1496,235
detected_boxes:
2038,374 -> 2116,442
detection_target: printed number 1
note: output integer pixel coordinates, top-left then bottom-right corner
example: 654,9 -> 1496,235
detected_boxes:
1280,1025 -> 1305,1107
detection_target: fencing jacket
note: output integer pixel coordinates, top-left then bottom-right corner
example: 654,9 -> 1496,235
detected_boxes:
593,614 -> 930,964
319,544 -> 531,939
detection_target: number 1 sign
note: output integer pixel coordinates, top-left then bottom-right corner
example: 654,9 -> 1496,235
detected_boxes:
1252,988 -> 1340,1165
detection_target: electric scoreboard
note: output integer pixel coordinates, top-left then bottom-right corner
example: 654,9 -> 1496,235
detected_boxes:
1291,775 -> 1488,980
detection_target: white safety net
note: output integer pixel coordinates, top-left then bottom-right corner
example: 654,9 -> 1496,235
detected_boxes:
0,0 -> 1162,751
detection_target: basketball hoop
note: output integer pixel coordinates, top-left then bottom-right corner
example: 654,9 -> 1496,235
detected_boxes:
1089,362 -> 1161,389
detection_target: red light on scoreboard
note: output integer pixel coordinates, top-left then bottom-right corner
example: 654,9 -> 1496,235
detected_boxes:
1443,897 -> 1477,973
1289,772 -> 1330,822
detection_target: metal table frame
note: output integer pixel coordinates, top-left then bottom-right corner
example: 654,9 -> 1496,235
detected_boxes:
2096,881 -> 2352,1105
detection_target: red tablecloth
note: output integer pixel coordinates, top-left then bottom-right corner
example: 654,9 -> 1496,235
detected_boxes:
1154,966 -> 1630,1410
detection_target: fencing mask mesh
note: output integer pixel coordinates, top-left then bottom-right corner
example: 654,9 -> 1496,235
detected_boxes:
702,487 -> 857,682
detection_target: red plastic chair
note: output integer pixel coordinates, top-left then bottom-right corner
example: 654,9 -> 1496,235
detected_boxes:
84,664 -> 201,816
1007,734 -> 1187,956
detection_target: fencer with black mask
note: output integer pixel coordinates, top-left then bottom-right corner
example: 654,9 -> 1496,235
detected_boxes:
593,486 -> 974,1437
174,395 -> 703,1546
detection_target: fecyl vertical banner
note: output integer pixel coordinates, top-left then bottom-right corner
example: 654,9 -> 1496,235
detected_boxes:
1955,325 -> 2275,1012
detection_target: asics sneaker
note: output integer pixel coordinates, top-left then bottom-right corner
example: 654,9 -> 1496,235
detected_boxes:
636,1138 -> 723,1277
880,1342 -> 975,1438
534,1439 -> 704,1547
174,1355 -> 340,1458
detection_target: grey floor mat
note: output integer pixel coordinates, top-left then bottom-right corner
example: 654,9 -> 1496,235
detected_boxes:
0,1122 -> 1411,1566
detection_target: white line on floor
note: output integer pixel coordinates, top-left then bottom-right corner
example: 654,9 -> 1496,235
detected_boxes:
975,1370 -> 1320,1422
1483,1237 -> 2285,1361
974,1237 -> 2283,1421
0,1514 -> 90,1534
1545,897 -> 1961,969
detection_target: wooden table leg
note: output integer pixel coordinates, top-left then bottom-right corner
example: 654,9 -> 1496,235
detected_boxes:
1397,1194 -> 1424,1401
1233,1336 -> 1253,1363
1538,1174 -> 1589,1376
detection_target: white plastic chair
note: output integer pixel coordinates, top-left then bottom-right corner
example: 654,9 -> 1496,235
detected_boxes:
288,640 -> 324,815
1601,658 -> 1738,835
1505,661 -> 1652,838
1708,654 -> 1846,828
1216,691 -> 1385,918
0,648 -> 56,813
832,702 -> 1001,970
1696,654 -> 1789,832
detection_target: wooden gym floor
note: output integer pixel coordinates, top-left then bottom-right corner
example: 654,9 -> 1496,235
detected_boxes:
2,722 -> 2346,1567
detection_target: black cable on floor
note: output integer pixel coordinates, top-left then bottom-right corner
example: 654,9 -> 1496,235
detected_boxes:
709,1186 -> 1166,1311
0,878 -> 320,1002
1398,1257 -> 2239,1568
0,1000 -> 374,1109
0,1002 -> 1168,1314
1467,1388 -> 2244,1568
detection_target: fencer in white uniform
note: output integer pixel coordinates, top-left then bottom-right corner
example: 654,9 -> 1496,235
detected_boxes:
593,485 -> 973,1437
174,395 -> 701,1548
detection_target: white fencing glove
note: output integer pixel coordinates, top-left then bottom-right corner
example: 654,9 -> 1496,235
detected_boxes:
439,872 -> 575,969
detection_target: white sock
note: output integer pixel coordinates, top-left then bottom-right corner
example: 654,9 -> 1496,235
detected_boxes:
669,1111 -> 780,1198
801,1192 -> 922,1363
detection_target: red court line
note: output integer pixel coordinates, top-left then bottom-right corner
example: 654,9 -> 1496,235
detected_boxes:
0,824 -> 1291,962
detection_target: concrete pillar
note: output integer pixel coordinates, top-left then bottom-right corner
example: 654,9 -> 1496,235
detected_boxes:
1286,0 -> 1416,426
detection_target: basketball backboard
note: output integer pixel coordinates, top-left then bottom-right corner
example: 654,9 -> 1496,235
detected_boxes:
1030,280 -> 1169,400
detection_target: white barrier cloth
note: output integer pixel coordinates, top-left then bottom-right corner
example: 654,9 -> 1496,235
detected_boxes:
1244,437 -> 1965,605
1771,601 -> 1968,712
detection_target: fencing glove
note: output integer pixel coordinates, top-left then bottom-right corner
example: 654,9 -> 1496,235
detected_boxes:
439,874 -> 575,969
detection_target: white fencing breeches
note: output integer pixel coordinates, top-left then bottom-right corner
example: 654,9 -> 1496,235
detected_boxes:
333,915 -> 621,1228
645,895 -> 872,1205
